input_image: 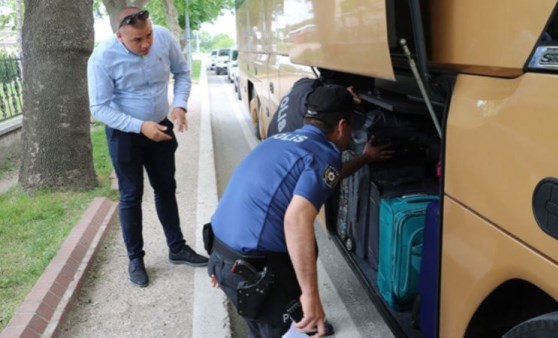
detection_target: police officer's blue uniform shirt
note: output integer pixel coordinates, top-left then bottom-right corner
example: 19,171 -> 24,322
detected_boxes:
211,125 -> 341,253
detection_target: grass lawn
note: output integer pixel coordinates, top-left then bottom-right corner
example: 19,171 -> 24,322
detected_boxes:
0,157 -> 17,181
0,124 -> 116,331
191,59 -> 201,82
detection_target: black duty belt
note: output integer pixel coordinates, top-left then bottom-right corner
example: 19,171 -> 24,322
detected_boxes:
212,237 -> 290,269
212,237 -> 263,262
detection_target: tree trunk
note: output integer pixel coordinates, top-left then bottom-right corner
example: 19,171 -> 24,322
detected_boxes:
103,0 -> 149,32
161,0 -> 185,48
20,0 -> 97,191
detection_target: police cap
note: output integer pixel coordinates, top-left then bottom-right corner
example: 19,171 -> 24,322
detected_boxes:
305,84 -> 354,117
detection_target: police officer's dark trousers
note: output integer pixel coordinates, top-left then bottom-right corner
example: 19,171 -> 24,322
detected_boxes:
208,250 -> 301,338
106,119 -> 186,260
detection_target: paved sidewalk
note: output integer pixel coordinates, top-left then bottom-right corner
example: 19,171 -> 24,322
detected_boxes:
55,69 -> 229,337
0,66 -> 383,338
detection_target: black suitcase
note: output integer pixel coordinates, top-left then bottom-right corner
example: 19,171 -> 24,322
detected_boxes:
346,165 -> 370,259
336,151 -> 353,240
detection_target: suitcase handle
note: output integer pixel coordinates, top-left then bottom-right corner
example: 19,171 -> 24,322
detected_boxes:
400,194 -> 438,204
394,228 -> 424,301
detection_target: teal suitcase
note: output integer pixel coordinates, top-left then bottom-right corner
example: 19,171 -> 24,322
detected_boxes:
377,194 -> 438,310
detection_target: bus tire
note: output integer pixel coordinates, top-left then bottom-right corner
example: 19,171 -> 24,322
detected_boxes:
345,236 -> 354,252
503,311 -> 558,338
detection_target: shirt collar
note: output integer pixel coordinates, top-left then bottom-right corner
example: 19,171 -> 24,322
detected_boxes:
299,124 -> 341,153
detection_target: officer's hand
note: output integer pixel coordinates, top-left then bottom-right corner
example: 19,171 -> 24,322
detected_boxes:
170,107 -> 188,132
210,274 -> 220,289
363,135 -> 395,162
296,293 -> 326,337
347,86 -> 362,105
140,121 -> 172,142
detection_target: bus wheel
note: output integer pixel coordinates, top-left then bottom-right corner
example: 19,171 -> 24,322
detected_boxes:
345,236 -> 354,252
250,94 -> 262,140
503,311 -> 558,338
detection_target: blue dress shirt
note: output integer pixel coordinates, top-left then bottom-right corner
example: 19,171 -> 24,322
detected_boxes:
87,25 -> 191,133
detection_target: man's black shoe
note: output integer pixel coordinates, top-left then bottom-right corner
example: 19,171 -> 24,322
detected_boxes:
169,245 -> 209,267
304,320 -> 335,336
128,258 -> 148,287
323,320 -> 335,336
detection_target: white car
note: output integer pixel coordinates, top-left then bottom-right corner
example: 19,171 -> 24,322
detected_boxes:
207,50 -> 217,70
215,48 -> 231,75
227,48 -> 238,83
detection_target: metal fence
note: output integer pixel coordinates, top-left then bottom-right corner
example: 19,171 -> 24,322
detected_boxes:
0,57 -> 23,123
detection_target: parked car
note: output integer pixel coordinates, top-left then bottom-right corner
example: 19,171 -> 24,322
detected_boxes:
227,48 -> 238,83
207,50 -> 218,70
215,48 -> 231,75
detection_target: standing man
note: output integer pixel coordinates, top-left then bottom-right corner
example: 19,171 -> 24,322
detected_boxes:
207,85 -> 393,337
88,7 -> 208,288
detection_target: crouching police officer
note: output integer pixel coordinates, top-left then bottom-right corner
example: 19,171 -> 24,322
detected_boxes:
205,84 -> 393,337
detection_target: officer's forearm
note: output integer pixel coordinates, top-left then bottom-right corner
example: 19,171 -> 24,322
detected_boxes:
284,196 -> 319,296
340,155 -> 369,179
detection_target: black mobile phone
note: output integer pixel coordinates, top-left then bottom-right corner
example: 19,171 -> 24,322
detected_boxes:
286,300 -> 303,322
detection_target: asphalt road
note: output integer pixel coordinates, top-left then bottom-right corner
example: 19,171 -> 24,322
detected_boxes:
206,69 -> 394,338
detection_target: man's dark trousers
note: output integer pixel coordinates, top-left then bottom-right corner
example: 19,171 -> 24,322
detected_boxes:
106,119 -> 186,260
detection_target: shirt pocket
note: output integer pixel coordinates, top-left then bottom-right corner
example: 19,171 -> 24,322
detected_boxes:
148,54 -> 171,85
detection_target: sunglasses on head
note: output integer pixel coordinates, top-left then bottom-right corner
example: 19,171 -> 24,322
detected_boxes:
119,10 -> 149,28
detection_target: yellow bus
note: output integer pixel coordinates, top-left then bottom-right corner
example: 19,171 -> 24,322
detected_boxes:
235,0 -> 558,337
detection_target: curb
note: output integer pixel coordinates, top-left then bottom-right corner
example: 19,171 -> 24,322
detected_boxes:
0,197 -> 118,338
192,59 -> 231,337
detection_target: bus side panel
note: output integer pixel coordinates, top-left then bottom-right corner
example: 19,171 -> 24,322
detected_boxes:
277,54 -> 312,100
237,0 -> 272,131
428,0 -> 555,76
283,0 -> 395,80
236,0 -> 270,53
440,197 -> 558,337
445,73 -> 558,262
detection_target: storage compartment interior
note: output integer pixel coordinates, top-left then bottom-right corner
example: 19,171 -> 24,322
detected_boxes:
326,66 -> 451,338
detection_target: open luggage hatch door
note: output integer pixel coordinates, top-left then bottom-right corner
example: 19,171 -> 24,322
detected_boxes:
284,0 -> 395,81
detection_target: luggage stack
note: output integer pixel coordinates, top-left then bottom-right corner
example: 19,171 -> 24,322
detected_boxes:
338,108 -> 441,311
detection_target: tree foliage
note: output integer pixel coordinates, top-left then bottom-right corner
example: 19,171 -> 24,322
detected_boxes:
210,33 -> 234,50
0,0 -> 20,30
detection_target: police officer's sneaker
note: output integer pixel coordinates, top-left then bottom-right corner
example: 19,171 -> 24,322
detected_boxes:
128,257 -> 149,288
169,245 -> 209,267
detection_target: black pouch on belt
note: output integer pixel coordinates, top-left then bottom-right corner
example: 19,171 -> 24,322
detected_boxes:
202,223 -> 214,255
232,259 -> 274,320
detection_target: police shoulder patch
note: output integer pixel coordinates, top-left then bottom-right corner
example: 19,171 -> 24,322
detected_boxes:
322,165 -> 340,189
